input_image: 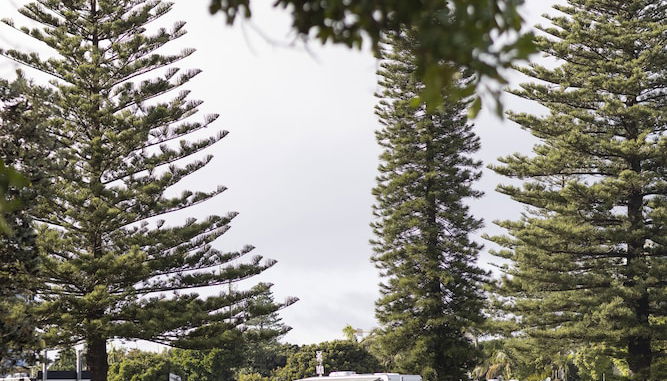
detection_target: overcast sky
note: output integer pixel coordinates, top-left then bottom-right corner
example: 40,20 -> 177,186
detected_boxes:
0,0 -> 560,346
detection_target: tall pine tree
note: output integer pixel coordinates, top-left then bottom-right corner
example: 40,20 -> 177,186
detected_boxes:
371,32 -> 488,381
241,292 -> 292,377
0,76 -> 53,372
0,2 -> 293,380
489,1 -> 667,379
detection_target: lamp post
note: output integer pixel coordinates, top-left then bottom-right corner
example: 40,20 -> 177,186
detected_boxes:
316,351 -> 324,377
76,349 -> 82,381
41,349 -> 47,381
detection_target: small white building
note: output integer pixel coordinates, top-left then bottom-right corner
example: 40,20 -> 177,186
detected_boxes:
294,371 -> 422,381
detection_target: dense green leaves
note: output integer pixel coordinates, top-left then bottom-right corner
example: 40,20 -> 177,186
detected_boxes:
489,1 -> 667,379
370,32 -> 488,381
0,161 -> 28,234
237,374 -> 271,381
108,347 -> 244,381
50,347 -> 80,371
239,293 -> 293,377
108,349 -> 173,381
0,76 -> 53,373
273,340 -> 381,381
106,340 -> 377,381
1,1 -> 294,380
208,0 -> 534,113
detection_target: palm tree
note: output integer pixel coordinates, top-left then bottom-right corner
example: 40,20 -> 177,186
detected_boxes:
472,350 -> 514,380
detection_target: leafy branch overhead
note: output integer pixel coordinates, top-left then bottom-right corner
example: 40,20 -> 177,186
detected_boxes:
208,0 -> 535,115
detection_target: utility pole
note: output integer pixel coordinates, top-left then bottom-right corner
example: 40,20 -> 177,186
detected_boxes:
76,348 -> 82,381
42,349 -> 47,381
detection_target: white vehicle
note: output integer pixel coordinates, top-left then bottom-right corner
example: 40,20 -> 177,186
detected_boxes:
294,371 -> 422,381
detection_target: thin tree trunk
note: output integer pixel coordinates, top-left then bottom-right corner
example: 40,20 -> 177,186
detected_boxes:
86,2 -> 107,380
625,152 -> 652,380
627,292 -> 651,380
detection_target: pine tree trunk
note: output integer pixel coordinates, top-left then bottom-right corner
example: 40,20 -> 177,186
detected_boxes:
626,155 -> 652,380
87,3 -> 106,379
86,336 -> 108,381
627,292 -> 651,380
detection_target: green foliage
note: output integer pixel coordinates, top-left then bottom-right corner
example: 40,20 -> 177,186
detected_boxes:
108,350 -> 171,381
50,348 -> 78,371
355,329 -> 391,372
108,345 -> 243,381
237,374 -> 271,381
0,78 -> 35,233
472,342 -> 517,381
341,325 -> 358,343
488,339 -> 553,381
49,347 -> 86,371
273,340 -> 381,381
169,347 -> 243,381
370,31 -> 487,381
108,295 -> 291,381
208,0 -> 535,113
1,1 -> 294,380
0,76 -> 53,372
650,357 -> 667,381
237,339 -> 295,377
573,345 -> 629,381
240,294 -> 294,377
488,1 -> 667,379
472,339 -> 597,381
0,161 -> 28,233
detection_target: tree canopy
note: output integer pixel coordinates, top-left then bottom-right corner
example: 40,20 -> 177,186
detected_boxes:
1,1 -> 294,380
370,31 -> 488,381
208,0 -> 534,113
0,76 -> 52,373
489,0 -> 667,379
108,344 -> 246,381
273,340 -> 381,381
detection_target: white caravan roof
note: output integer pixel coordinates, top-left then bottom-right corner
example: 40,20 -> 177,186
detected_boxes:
295,372 -> 422,381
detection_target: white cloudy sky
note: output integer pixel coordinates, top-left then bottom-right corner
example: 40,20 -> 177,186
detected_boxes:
0,0 -> 559,346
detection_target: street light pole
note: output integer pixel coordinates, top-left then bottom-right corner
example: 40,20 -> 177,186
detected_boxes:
76,349 -> 82,381
42,349 -> 47,381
